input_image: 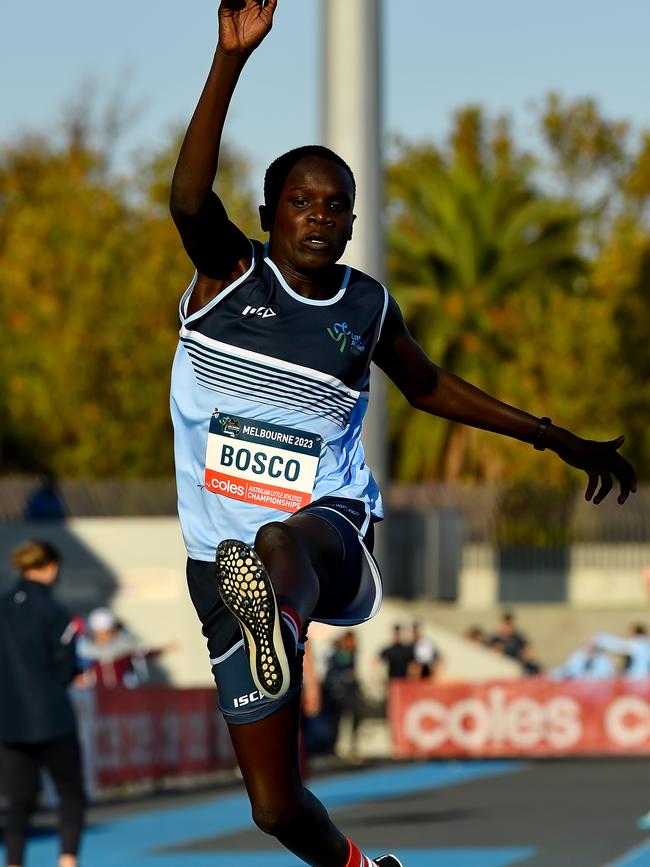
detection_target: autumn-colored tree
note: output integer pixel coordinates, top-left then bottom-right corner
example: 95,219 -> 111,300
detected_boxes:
0,120 -> 259,477
541,97 -> 650,479
1,94 -> 648,484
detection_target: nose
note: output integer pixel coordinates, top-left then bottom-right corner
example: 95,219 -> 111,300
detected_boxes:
308,207 -> 334,225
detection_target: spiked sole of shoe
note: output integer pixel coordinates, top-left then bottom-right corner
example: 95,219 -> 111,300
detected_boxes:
216,539 -> 290,700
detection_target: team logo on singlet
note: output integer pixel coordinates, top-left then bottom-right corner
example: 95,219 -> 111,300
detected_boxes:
326,321 -> 365,355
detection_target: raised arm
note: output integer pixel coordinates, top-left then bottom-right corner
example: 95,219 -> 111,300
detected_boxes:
170,0 -> 277,281
373,296 -> 637,505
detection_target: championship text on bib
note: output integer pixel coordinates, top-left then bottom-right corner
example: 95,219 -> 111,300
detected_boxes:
205,413 -> 322,513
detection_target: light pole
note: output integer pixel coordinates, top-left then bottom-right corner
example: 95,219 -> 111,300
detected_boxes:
321,0 -> 387,489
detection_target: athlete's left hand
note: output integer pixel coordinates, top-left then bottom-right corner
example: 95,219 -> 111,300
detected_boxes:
550,431 -> 637,504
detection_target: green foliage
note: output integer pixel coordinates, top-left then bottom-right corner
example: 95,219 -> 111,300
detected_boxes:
386,108 -> 612,483
1,93 -> 649,484
0,123 -> 259,477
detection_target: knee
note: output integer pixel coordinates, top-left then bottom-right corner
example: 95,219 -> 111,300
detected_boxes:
251,796 -> 302,838
254,521 -> 298,560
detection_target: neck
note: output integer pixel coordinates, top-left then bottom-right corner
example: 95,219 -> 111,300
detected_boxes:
22,566 -> 56,585
266,250 -> 342,300
23,574 -> 52,586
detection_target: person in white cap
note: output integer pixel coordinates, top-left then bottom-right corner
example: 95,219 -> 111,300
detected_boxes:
78,608 -> 154,688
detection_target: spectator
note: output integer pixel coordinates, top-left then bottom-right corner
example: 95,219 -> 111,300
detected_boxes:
550,641 -> 616,680
300,642 -> 327,762
519,642 -> 543,676
492,611 -> 528,661
465,625 -> 485,645
0,540 -> 85,867
77,608 -> 168,688
407,622 -> 442,680
487,636 -> 506,656
321,631 -> 364,758
592,624 -> 650,678
24,472 -> 66,521
377,624 -> 414,683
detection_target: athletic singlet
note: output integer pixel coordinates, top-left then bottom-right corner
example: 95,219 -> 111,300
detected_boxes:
170,240 -> 389,561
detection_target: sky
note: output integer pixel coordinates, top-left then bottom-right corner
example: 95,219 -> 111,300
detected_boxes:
2,0 -> 650,198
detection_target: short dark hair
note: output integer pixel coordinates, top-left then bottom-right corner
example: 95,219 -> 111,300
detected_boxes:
263,145 -> 356,222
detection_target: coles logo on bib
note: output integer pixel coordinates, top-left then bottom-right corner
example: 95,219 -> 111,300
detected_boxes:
204,412 -> 322,513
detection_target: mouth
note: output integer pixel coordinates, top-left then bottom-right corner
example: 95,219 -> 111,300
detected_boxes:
302,233 -> 331,251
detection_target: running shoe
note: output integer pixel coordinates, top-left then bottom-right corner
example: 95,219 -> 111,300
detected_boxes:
373,856 -> 404,866
216,539 -> 291,700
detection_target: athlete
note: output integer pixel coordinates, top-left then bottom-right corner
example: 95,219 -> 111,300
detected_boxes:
169,3 -> 636,866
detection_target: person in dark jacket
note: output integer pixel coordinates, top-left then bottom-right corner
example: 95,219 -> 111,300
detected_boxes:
0,541 -> 85,867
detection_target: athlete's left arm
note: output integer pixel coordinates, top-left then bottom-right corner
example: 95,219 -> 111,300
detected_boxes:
372,295 -> 637,505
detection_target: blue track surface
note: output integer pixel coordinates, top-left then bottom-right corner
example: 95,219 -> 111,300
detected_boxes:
609,842 -> 650,867
2,761 -> 531,866
3,758 -> 650,866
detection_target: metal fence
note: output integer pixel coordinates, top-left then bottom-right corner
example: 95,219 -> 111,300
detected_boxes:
3,477 -> 649,603
4,477 -> 649,542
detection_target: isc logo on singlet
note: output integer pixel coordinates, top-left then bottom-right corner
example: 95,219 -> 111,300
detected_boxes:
241,305 -> 277,318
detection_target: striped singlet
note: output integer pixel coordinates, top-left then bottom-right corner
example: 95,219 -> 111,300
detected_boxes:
170,240 -> 388,562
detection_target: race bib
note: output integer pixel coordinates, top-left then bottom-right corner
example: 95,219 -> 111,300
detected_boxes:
204,413 -> 322,513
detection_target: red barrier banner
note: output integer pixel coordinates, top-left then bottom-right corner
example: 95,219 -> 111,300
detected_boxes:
389,678 -> 650,758
93,687 -> 236,786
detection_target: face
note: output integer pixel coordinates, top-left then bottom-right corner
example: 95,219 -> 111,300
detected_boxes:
265,156 -> 356,272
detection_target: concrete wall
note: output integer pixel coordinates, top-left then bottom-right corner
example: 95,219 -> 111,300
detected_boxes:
457,543 -> 650,609
0,519 -> 212,687
2,519 -> 649,687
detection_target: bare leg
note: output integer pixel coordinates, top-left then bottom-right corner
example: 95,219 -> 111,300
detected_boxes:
228,698 -> 349,867
253,513 -> 356,624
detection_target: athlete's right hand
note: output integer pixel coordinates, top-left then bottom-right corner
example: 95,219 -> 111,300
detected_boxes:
218,0 -> 277,56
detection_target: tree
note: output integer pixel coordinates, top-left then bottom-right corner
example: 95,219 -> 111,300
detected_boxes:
0,121 -> 259,477
386,108 -> 618,483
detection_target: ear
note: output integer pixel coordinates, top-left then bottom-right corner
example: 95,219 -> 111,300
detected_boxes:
349,213 -> 357,240
259,205 -> 271,233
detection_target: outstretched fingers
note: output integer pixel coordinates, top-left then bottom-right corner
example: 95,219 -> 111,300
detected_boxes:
592,472 -> 613,505
585,474 -> 599,503
585,455 -> 637,505
615,454 -> 637,504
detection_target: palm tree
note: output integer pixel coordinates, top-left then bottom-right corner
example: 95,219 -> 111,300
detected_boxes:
386,109 -> 588,482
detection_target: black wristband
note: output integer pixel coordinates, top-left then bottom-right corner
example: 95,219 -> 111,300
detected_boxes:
533,417 -> 552,451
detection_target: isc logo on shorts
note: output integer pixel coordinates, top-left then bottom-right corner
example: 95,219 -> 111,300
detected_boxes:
233,690 -> 262,708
